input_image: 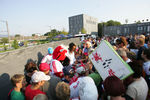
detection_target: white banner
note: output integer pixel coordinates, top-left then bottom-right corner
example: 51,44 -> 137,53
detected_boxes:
89,40 -> 133,80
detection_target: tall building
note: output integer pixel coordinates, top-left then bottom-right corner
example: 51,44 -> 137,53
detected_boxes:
69,14 -> 98,35
103,22 -> 150,36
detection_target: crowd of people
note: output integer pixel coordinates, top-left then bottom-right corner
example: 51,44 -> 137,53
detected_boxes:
8,33 -> 150,100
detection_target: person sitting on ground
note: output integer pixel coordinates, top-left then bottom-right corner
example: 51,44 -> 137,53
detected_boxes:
9,74 -> 26,100
41,47 -> 53,65
126,61 -> 148,100
25,71 -> 50,100
39,63 -> 50,75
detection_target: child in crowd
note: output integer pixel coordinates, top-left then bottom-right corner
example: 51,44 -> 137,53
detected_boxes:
39,63 -> 50,75
10,74 -> 26,100
62,65 -> 75,84
55,82 -> 70,100
41,47 -> 53,65
33,94 -> 48,100
25,71 -> 50,100
50,45 -> 67,78
24,61 -> 38,85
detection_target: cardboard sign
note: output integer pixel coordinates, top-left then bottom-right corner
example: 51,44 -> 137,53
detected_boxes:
89,40 -> 133,80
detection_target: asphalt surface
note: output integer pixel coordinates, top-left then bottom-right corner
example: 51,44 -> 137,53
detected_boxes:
0,38 -> 80,100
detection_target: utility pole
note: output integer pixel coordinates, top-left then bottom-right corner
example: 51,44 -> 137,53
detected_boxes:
0,20 -> 10,47
6,21 -> 10,46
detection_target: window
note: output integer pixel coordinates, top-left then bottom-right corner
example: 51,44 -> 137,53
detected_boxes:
124,28 -> 127,33
138,27 -> 143,31
147,26 -> 150,32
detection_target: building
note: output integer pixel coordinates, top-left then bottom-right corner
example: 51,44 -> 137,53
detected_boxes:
69,14 -> 98,36
104,22 -> 150,36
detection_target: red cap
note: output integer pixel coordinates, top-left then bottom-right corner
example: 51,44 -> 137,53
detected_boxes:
39,63 -> 50,72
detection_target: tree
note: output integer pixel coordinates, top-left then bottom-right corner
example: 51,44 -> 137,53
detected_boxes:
106,20 -> 121,26
12,39 -> 19,49
44,29 -> 58,36
15,34 -> 21,37
81,28 -> 87,34
44,29 -> 61,39
98,22 -> 107,37
1,37 -> 8,44
136,20 -> 141,24
32,34 -> 35,36
125,19 -> 128,24
1,37 -> 8,50
61,29 -> 68,35
98,20 -> 121,37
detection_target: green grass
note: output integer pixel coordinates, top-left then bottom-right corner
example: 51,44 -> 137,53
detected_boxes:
0,38 -> 68,53
0,49 -> 14,53
0,45 -> 9,48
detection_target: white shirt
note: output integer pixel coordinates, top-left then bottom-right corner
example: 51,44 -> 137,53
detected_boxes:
70,77 -> 83,98
143,61 -> 150,75
50,59 -> 63,75
70,76 -> 98,100
66,51 -> 76,65
126,77 -> 148,100
79,77 -> 98,100
41,54 -> 52,65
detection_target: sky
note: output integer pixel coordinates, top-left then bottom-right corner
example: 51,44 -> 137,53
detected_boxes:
0,0 -> 150,36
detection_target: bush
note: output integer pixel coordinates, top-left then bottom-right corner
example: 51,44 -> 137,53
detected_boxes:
24,41 -> 28,47
4,45 -> 7,51
12,39 -> 19,49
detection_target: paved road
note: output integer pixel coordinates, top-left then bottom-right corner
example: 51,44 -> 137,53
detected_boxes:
0,38 -> 80,100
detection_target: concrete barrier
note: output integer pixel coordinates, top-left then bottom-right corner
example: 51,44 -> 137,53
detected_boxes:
0,38 -> 80,100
